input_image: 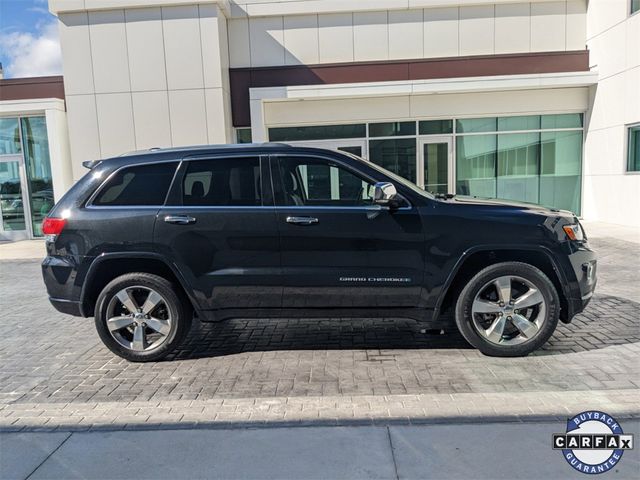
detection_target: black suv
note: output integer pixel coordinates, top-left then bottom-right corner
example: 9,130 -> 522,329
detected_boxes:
42,144 -> 597,361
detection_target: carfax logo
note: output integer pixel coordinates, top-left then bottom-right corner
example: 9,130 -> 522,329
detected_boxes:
553,411 -> 634,474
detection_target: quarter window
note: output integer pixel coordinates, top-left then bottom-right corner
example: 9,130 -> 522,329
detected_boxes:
277,156 -> 374,207
93,162 -> 178,206
181,157 -> 262,206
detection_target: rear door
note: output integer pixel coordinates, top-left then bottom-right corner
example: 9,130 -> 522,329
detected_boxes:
271,153 -> 425,309
154,154 -> 281,311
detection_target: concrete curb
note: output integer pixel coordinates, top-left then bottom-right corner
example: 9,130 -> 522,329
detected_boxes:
3,389 -> 638,433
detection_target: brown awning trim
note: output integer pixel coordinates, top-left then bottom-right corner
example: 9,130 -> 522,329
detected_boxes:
0,75 -> 65,102
229,50 -> 590,127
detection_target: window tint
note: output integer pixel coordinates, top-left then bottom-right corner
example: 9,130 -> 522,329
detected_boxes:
93,162 -> 178,206
277,156 -> 374,207
181,157 -> 261,206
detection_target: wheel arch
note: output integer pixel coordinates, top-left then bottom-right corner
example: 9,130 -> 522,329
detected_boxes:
80,253 -> 202,318
434,246 -> 571,323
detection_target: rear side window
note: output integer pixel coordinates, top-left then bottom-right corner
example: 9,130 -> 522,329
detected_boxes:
92,162 -> 178,206
181,157 -> 261,206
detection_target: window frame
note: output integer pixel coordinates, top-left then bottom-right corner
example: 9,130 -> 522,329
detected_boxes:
626,123 -> 640,174
86,159 -> 181,209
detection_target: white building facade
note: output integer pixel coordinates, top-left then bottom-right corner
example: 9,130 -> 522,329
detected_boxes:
45,0 -> 640,226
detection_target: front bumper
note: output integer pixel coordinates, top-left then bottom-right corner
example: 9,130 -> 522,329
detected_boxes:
563,243 -> 597,321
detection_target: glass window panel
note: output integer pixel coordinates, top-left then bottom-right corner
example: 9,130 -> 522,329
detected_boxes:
368,138 -> 416,183
540,131 -> 583,214
276,156 -> 373,206
497,133 -> 540,204
0,118 -> 21,155
268,124 -> 366,142
369,121 -> 416,137
456,135 -> 496,197
20,117 -> 55,236
423,142 -> 448,194
498,115 -> 541,132
541,114 -> 583,129
627,125 -> 640,172
632,0 -> 639,14
236,128 -> 252,144
419,119 -> 453,135
94,162 -> 178,206
0,160 -> 26,231
456,117 -> 497,133
181,158 -> 261,206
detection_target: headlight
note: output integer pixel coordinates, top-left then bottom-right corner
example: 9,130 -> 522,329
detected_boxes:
562,224 -> 584,241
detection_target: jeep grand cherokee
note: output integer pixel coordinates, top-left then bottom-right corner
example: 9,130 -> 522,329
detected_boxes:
41,144 -> 597,361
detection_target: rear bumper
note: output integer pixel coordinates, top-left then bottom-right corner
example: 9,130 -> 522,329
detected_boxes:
42,255 -> 86,317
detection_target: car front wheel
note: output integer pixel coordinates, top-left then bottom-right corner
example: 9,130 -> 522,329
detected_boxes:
94,273 -> 192,362
455,261 -> 560,357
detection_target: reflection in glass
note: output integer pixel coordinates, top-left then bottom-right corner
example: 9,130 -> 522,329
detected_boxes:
0,118 -> 21,155
368,138 -> 416,182
497,133 -> 540,204
0,161 -> 26,231
541,114 -> 583,130
21,117 -> 54,236
627,126 -> 640,172
540,131 -> 582,214
269,124 -> 366,142
423,143 -> 448,194
498,116 -> 540,132
369,122 -> 416,137
456,117 -> 497,133
456,135 -> 496,197
419,120 -> 453,135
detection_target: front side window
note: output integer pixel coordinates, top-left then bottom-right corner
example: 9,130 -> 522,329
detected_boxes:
93,162 -> 178,206
277,156 -> 374,207
628,125 -> 640,172
181,157 -> 261,206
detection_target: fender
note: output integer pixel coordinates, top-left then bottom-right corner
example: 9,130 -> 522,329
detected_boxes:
430,243 -> 571,322
79,251 -> 205,317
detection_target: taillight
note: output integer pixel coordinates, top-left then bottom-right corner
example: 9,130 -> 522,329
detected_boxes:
42,217 -> 66,239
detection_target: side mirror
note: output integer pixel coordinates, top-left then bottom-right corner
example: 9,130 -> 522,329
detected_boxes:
372,182 -> 398,207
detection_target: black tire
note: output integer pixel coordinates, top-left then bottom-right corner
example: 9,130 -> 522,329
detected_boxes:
454,261 -> 560,357
94,273 -> 192,362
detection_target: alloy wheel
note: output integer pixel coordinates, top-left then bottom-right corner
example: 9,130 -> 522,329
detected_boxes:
471,275 -> 547,346
105,286 -> 172,352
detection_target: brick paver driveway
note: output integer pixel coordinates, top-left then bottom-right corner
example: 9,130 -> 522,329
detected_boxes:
1,236 -> 638,430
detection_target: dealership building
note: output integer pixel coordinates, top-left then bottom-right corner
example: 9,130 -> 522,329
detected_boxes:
0,0 -> 638,240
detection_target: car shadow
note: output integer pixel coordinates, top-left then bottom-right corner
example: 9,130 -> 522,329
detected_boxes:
165,295 -> 639,361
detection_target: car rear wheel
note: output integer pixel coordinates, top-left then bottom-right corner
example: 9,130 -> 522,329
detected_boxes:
94,273 -> 192,362
455,262 -> 559,357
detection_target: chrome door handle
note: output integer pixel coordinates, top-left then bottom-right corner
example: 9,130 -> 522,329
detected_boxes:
164,215 -> 197,225
286,216 -> 319,225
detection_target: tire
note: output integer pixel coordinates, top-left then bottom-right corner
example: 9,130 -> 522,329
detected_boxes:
94,273 -> 192,362
454,261 -> 559,357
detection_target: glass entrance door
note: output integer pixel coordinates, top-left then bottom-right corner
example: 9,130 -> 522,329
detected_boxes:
418,137 -> 453,194
0,156 -> 31,241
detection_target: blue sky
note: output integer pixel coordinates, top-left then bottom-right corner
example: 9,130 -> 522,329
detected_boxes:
0,0 -> 62,78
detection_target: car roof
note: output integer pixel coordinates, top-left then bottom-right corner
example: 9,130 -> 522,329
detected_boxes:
90,143 -> 351,170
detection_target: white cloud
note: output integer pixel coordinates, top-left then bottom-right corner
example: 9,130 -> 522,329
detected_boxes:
0,20 -> 62,78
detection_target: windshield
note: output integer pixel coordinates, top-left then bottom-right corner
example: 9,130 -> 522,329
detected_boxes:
340,151 -> 435,199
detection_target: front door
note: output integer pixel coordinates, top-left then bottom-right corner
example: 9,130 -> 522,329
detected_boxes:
418,137 -> 453,194
271,153 -> 425,309
154,155 -> 282,311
